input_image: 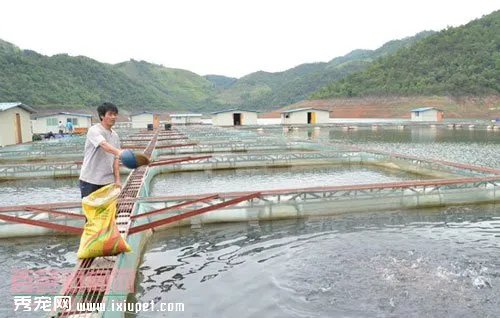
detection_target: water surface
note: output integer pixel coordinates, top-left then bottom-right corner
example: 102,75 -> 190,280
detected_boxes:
135,204 -> 500,317
150,165 -> 433,196
0,236 -> 79,318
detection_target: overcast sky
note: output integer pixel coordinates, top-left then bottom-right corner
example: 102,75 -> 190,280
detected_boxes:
0,0 -> 498,78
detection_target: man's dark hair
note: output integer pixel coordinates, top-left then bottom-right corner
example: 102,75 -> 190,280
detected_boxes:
97,102 -> 119,121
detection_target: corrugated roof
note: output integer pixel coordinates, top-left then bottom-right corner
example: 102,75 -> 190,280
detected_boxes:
411,107 -> 442,112
281,107 -> 329,113
211,109 -> 259,115
170,113 -> 203,117
0,102 -> 36,113
32,112 -> 92,119
130,111 -> 161,116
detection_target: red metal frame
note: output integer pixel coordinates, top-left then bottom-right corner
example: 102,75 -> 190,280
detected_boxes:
121,145 -> 146,150
0,214 -> 83,234
131,194 -> 218,220
155,142 -> 198,149
24,206 -> 85,219
332,142 -> 500,175
128,192 -> 261,234
0,201 -> 81,212
157,137 -> 189,141
140,175 -> 500,202
148,155 -> 212,167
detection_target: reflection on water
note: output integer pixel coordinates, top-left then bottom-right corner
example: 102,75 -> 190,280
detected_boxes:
327,127 -> 500,144
278,126 -> 500,144
150,165 -> 432,196
136,205 -> 500,317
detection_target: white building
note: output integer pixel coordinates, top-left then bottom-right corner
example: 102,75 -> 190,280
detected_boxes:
211,109 -> 258,126
31,112 -> 92,134
281,108 -> 330,125
0,102 -> 36,146
131,111 -> 160,129
170,113 -> 203,125
410,107 -> 443,122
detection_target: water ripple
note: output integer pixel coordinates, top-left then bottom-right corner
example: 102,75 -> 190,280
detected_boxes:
135,206 -> 500,317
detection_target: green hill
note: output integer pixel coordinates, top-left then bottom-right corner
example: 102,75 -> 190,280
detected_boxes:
0,30 -> 434,112
0,40 -> 221,111
217,31 -> 434,111
204,75 -> 237,90
115,60 -> 218,111
0,29 -> 435,113
0,7 -> 497,114
310,10 -> 500,99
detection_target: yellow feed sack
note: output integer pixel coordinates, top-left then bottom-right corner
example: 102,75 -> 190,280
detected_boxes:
77,184 -> 132,259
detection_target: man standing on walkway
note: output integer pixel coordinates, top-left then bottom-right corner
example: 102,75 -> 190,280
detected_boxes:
79,102 -> 124,198
58,120 -> 65,136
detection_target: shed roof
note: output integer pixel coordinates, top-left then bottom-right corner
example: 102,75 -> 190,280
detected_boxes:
211,109 -> 259,115
170,113 -> 203,117
0,102 -> 36,113
32,112 -> 92,119
281,107 -> 329,114
130,111 -> 161,116
410,107 -> 442,112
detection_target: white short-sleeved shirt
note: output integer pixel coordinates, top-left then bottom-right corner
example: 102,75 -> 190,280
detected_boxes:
79,124 -> 120,185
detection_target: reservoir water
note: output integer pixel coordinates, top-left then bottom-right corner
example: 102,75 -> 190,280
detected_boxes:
1,126 -> 499,317
135,205 -> 499,318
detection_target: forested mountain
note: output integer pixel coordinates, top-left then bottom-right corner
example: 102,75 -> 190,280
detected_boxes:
216,31 -> 434,111
0,39 -> 221,111
0,30 -> 434,112
311,10 -> 500,99
204,75 -> 237,90
0,9 -> 497,113
114,60 -> 218,111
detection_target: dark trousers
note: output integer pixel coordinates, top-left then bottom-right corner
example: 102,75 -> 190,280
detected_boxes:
79,180 -> 107,198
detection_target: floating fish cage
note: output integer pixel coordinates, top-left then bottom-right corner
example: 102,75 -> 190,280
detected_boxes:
2,125 -> 500,317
